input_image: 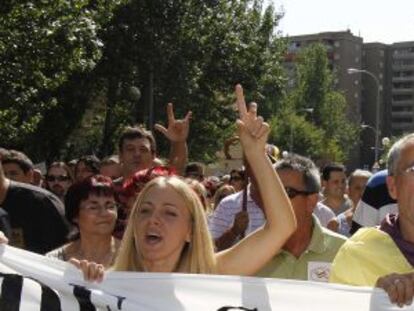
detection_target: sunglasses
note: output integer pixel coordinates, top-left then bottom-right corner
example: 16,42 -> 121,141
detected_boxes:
284,186 -> 315,199
46,175 -> 70,182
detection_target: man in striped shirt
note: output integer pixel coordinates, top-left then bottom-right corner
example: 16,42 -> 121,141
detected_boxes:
209,164 -> 265,251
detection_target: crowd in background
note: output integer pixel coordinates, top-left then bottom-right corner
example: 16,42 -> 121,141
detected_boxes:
0,87 -> 413,307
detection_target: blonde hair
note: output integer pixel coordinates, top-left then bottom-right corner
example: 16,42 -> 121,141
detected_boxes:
113,176 -> 217,274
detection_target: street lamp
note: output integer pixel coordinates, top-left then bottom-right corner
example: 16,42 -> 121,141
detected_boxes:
289,108 -> 314,152
347,68 -> 381,167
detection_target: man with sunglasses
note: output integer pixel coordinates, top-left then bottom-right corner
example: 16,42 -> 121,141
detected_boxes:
330,133 -> 414,307
256,154 -> 346,282
44,162 -> 73,203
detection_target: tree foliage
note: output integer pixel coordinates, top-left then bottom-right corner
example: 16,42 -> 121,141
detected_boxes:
0,0 -> 124,150
1,0 -> 287,163
53,0 -> 287,162
270,43 -> 359,164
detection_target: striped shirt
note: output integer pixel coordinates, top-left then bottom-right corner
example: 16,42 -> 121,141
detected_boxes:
208,189 -> 265,242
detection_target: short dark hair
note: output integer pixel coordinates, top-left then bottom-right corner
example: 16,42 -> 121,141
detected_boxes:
321,163 -> 346,181
75,155 -> 100,176
65,175 -> 115,226
275,153 -> 321,193
184,162 -> 205,178
118,126 -> 156,154
1,150 -> 33,173
229,168 -> 245,181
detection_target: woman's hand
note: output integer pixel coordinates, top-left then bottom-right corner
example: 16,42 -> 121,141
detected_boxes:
69,258 -> 105,283
215,84 -> 295,277
0,231 -> 8,244
234,84 -> 269,156
376,272 -> 414,307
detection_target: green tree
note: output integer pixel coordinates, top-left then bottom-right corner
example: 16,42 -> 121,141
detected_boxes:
1,0 -> 287,163
0,0 -> 123,152
273,43 -> 359,163
61,0 -> 287,162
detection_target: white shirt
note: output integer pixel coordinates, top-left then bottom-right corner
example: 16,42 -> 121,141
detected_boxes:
208,188 -> 265,242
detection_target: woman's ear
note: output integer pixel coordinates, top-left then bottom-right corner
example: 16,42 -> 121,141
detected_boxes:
185,227 -> 192,243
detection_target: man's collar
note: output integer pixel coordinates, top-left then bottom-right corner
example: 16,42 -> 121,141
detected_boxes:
306,215 -> 327,254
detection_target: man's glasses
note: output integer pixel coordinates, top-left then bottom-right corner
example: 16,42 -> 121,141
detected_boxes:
284,186 -> 315,199
46,175 -> 70,182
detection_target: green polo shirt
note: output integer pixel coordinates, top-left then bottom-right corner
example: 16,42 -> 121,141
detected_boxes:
256,216 -> 347,281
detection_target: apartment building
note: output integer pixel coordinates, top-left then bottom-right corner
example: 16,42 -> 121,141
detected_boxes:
286,30 -> 363,169
387,42 -> 414,136
286,30 -> 414,169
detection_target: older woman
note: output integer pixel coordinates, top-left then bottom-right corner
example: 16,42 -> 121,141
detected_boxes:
73,85 -> 296,280
47,175 -> 120,268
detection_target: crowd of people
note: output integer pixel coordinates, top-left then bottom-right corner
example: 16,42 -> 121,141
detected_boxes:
0,85 -> 413,307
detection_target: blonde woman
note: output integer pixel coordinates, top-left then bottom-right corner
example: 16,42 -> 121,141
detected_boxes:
72,85 -> 296,280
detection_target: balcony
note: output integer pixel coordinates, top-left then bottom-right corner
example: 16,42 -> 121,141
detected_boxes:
392,111 -> 413,118
392,64 -> 414,71
392,76 -> 414,83
392,122 -> 414,130
392,88 -> 414,94
392,100 -> 414,107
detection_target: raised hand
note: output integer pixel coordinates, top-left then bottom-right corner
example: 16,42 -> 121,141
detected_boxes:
234,84 -> 269,154
154,103 -> 192,143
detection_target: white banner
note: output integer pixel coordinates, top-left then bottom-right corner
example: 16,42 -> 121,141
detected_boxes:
0,245 -> 409,311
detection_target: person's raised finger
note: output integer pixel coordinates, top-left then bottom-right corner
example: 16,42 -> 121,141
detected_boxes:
235,84 -> 247,118
166,103 -> 175,123
256,121 -> 270,139
251,115 -> 264,137
184,111 -> 192,122
248,102 -> 258,118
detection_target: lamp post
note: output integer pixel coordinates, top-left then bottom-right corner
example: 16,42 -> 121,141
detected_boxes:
347,68 -> 381,167
289,108 -> 314,152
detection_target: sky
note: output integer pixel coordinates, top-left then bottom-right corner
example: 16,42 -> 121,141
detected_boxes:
269,0 -> 414,44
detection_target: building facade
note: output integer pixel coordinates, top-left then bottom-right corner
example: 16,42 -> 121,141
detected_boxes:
286,31 -> 363,170
286,30 -> 414,170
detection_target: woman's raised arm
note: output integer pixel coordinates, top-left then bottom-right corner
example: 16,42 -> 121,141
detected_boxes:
216,84 -> 296,276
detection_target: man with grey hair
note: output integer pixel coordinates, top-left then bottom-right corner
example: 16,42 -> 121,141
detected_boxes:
256,153 -> 346,281
348,169 -> 373,208
330,133 -> 414,307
